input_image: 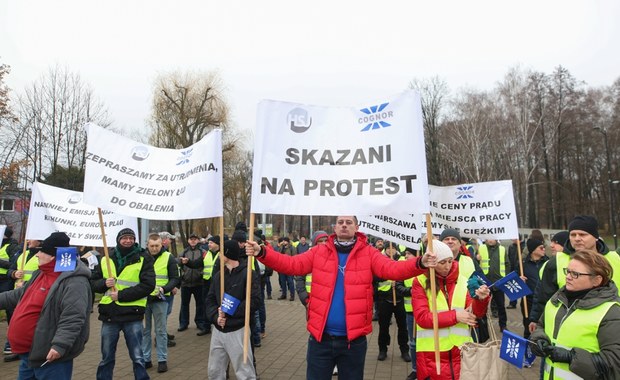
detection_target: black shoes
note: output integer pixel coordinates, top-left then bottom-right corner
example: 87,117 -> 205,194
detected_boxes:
401,352 -> 412,362
506,304 -> 517,309
406,370 -> 417,380
145,361 -> 153,369
177,326 -> 188,332
167,340 -> 177,347
167,333 -> 175,340
277,295 -> 287,300
377,351 -> 387,361
289,297 -> 295,301
158,361 -> 168,373
197,329 -> 210,336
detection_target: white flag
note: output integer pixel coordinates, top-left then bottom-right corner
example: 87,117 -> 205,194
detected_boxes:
251,91 -> 429,215
426,180 -> 519,240
83,124 -> 223,220
26,182 -> 139,246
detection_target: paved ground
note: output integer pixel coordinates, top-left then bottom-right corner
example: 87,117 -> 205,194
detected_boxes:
0,282 -> 540,379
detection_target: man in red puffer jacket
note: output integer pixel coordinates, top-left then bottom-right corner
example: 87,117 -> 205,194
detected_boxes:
246,216 -> 437,380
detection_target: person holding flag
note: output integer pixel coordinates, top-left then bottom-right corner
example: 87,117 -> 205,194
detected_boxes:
412,240 -> 490,380
91,228 -> 155,380
205,240 -> 260,380
245,216 -> 437,380
0,232 -> 92,379
477,238 -> 510,331
530,249 -> 620,379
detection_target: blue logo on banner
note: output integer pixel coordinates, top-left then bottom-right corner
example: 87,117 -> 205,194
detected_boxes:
492,271 -> 532,301
359,103 -> 392,131
500,330 -> 529,368
176,148 -> 193,166
55,247 -> 77,272
456,185 -> 474,199
221,292 -> 241,316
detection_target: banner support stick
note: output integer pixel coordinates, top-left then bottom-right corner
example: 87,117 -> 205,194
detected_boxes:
243,213 -> 256,364
516,238 -> 528,318
98,208 -> 115,291
425,213 -> 441,375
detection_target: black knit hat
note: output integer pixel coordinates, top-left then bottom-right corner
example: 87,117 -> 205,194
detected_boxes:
551,231 -> 569,246
235,222 -> 248,232
526,238 -> 544,254
223,240 -> 240,261
439,228 -> 461,242
4,227 -> 13,239
208,235 -> 221,244
41,232 -> 71,256
231,230 -> 247,243
116,228 -> 136,245
568,215 -> 599,238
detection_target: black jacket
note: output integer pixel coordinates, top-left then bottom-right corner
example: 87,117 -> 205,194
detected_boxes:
205,260 -> 260,333
179,245 -> 204,287
91,246 -> 155,323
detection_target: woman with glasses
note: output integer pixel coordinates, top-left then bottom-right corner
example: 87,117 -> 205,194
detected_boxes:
530,249 -> 620,380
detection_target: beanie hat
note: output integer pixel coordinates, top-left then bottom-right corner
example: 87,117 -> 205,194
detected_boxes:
41,232 -> 71,256
207,235 -> 220,244
116,228 -> 136,245
526,238 -> 544,254
568,215 -> 599,238
431,240 -> 453,262
235,222 -> 248,232
551,231 -> 569,246
311,230 -> 328,245
439,228 -> 461,242
223,240 -> 240,261
231,229 -> 247,243
188,233 -> 200,239
4,227 -> 13,239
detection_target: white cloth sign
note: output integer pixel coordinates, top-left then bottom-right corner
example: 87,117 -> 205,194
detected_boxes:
251,91 -> 429,215
426,180 -> 519,240
357,214 -> 421,249
26,182 -> 139,246
83,123 -> 223,220
0,225 -> 6,240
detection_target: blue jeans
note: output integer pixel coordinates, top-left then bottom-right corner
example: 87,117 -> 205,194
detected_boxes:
166,294 -> 174,316
307,334 -> 367,380
278,274 -> 294,297
179,286 -> 206,330
18,353 -> 73,380
405,313 -> 417,372
97,321 -> 149,380
143,301 -> 168,363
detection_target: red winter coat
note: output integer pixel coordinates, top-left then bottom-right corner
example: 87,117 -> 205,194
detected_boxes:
259,232 -> 427,342
412,261 -> 490,380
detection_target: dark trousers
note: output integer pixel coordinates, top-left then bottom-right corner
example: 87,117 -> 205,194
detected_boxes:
202,280 -> 213,332
377,299 -> 408,353
307,334 -> 367,380
179,285 -> 206,330
490,287 -> 507,328
520,296 -> 534,339
278,273 -> 294,298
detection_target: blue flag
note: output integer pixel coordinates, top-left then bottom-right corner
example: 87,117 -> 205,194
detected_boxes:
221,292 -> 241,316
472,271 -> 492,286
54,247 -> 77,272
500,330 -> 528,368
524,343 -> 536,367
492,271 -> 532,301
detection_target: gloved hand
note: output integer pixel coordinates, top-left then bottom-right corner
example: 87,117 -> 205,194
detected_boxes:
545,346 -> 575,363
529,339 -> 551,357
467,276 -> 485,298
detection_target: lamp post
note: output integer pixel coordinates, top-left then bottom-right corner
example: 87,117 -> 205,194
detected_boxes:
594,126 -> 617,249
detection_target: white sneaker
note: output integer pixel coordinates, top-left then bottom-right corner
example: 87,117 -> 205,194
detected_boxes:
332,365 -> 338,376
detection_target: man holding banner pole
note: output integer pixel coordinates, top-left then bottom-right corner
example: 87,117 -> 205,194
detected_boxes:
245,216 -> 437,379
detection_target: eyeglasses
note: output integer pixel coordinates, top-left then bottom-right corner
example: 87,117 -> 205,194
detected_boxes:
563,268 -> 595,279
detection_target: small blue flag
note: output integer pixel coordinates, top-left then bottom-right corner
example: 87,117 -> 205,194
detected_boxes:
492,271 -> 532,301
221,292 -> 241,316
54,247 -> 77,272
500,330 -> 528,368
524,343 -> 536,367
472,271 -> 492,286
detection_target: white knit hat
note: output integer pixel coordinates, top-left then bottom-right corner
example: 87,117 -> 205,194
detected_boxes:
429,240 -> 453,262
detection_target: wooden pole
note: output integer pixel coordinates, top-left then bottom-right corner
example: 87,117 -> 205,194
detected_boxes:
98,208 -> 115,291
243,213 -> 256,364
517,239 -> 528,318
16,238 -> 28,287
425,213 -> 441,375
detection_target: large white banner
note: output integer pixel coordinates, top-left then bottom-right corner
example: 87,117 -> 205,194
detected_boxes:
425,180 -> 519,240
251,91 -> 429,215
26,182 -> 139,246
83,123 -> 223,220
357,214 -> 421,249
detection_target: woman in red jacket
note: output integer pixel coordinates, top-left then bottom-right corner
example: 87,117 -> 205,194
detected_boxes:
412,240 -> 490,380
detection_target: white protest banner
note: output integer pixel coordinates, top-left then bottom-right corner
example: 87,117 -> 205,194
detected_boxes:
357,215 -> 421,249
26,182 -> 139,246
425,180 -> 518,240
251,90 -> 429,215
0,225 -> 6,240
83,123 -> 223,220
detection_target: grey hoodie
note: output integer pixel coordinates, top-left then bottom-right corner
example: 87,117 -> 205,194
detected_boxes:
0,260 -> 92,367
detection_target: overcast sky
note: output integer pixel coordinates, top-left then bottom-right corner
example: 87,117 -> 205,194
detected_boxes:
2,0 -> 619,146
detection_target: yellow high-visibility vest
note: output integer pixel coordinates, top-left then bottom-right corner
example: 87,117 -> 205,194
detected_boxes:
478,244 -> 506,277
100,256 -> 148,307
